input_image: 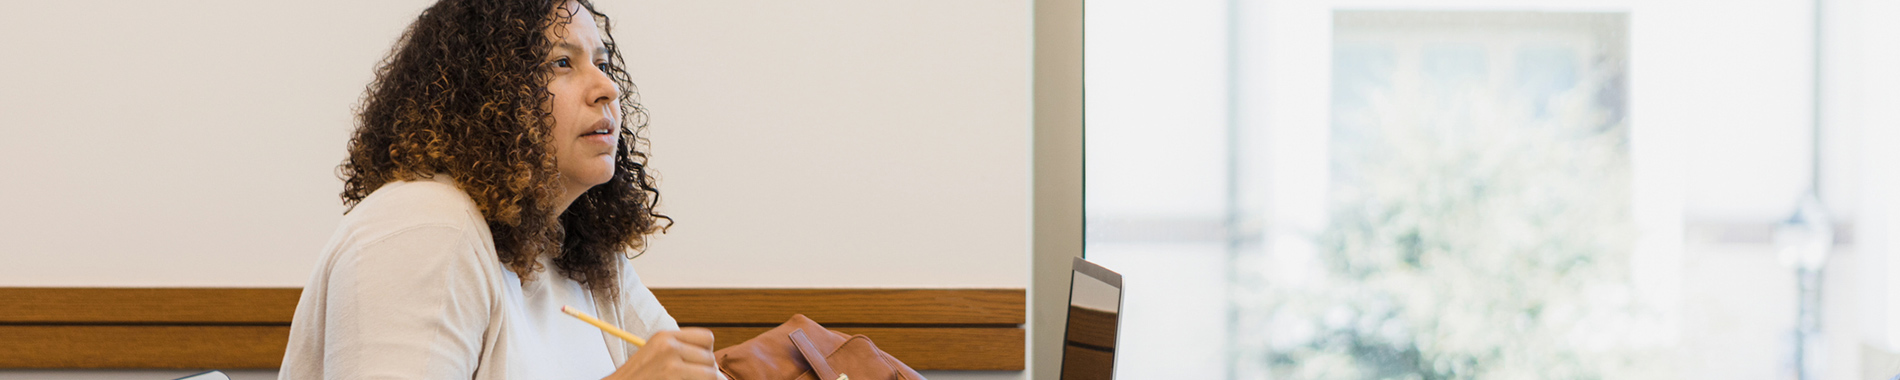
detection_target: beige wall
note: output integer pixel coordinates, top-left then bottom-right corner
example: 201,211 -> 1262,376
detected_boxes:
0,1 -> 1030,378
0,0 -> 424,287
0,1 -> 1029,289
613,0 -> 1031,288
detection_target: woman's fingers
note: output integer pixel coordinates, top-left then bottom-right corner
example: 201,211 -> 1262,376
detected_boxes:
602,330 -> 719,380
673,362 -> 719,380
669,329 -> 716,365
647,329 -> 715,365
671,328 -> 715,348
645,330 -> 679,348
658,358 -> 717,380
676,343 -> 716,365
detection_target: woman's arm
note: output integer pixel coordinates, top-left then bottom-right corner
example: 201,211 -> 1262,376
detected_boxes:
614,260 -> 679,340
317,224 -> 495,378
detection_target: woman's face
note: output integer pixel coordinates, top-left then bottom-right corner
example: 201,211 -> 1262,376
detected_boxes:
544,3 -> 620,201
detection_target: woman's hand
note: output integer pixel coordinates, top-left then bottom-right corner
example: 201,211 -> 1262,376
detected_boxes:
602,328 -> 720,380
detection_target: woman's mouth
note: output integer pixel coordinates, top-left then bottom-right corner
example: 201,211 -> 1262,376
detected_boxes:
584,119 -> 615,136
578,118 -> 620,150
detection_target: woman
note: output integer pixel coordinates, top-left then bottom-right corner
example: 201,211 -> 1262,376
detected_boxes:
278,0 -> 716,379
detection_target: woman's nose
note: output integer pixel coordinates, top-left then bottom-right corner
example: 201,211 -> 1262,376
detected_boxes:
588,66 -> 618,106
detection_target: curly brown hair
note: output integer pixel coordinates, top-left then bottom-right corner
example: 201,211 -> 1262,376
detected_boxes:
338,0 -> 667,300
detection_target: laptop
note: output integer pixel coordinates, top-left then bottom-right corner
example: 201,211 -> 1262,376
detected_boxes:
1060,257 -> 1124,380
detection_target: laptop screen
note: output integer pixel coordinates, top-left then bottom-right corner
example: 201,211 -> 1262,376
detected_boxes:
1061,257 -> 1123,380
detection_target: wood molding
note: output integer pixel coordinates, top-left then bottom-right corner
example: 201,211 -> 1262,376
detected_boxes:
657,288 -> 1024,326
0,287 -> 1024,371
0,325 -> 292,369
0,288 -> 303,324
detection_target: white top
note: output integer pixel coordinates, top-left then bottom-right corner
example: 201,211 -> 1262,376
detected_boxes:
280,176 -> 679,380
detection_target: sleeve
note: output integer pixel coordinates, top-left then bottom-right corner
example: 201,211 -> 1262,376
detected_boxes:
319,225 -> 495,379
619,259 -> 680,340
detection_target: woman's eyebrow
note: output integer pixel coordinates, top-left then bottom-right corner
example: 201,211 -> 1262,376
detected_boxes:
555,41 -> 609,58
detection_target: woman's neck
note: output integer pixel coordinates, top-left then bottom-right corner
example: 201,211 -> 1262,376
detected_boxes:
553,184 -> 585,217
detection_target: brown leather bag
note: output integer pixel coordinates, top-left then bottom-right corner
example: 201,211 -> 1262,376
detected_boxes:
714,314 -> 926,380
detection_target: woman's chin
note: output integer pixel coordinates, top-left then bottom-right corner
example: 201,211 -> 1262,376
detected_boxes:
582,172 -> 614,188
562,168 -> 615,193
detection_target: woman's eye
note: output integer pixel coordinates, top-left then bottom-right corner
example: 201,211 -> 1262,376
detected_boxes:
596,62 -> 611,72
552,58 -> 571,68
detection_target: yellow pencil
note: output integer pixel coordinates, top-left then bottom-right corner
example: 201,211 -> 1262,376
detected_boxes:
561,305 -> 647,347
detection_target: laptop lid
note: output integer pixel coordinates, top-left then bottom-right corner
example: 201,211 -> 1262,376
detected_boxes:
1060,257 -> 1123,380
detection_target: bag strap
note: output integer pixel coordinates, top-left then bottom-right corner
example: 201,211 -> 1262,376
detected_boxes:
789,329 -> 841,380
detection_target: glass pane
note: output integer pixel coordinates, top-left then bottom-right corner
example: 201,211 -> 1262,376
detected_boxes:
1082,0 -> 1233,378
1233,11 -> 1660,379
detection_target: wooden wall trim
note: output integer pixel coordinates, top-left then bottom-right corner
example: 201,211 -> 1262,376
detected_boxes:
0,287 -> 1025,371
0,288 -> 1027,326
0,288 -> 303,324
657,288 -> 1025,326
0,325 -> 291,369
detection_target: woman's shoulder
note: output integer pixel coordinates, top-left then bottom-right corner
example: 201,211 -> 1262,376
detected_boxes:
317,175 -> 499,284
342,175 -> 488,239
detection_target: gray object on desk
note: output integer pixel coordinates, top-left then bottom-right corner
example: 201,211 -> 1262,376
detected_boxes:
171,370 -> 229,380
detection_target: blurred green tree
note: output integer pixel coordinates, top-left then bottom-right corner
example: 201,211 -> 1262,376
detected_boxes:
1240,81 -> 1662,379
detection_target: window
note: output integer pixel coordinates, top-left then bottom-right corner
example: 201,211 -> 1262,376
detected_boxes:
1235,11 -> 1653,379
1085,0 -> 1900,379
